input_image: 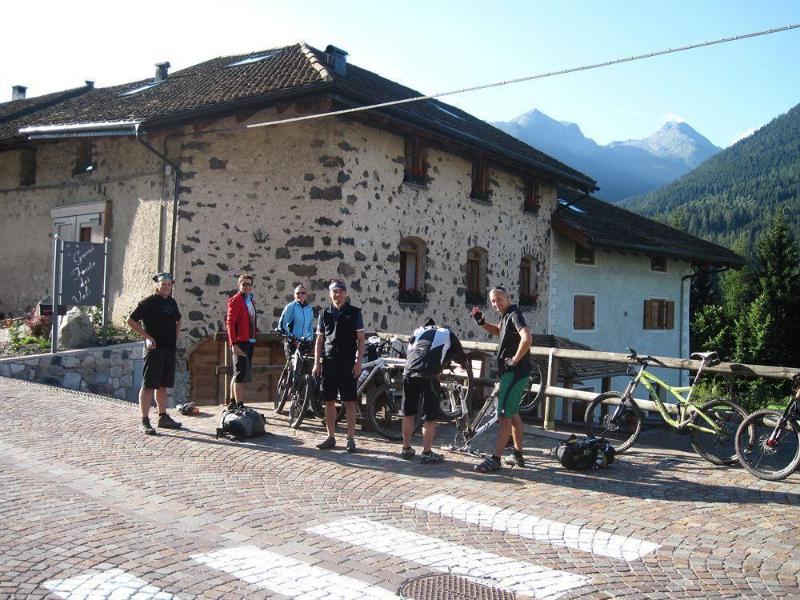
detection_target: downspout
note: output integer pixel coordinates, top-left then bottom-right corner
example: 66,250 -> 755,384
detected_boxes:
136,133 -> 181,274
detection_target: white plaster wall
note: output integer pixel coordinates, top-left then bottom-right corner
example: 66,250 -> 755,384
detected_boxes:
548,232 -> 691,390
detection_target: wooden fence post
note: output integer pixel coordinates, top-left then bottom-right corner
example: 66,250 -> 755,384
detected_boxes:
544,351 -> 559,431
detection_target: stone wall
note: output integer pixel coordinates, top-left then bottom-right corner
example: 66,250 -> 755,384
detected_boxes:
0,342 -> 143,401
166,105 -> 554,342
1,100 -> 558,402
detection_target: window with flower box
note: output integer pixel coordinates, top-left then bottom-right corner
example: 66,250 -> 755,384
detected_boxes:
399,237 -> 426,303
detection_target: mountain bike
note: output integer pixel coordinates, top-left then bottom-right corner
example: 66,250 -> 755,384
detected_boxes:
735,374 -> 800,481
288,335 -> 406,433
272,331 -> 314,428
584,349 -> 747,465
445,363 -> 544,457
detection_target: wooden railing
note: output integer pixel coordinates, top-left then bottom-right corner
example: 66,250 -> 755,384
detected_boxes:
375,332 -> 798,430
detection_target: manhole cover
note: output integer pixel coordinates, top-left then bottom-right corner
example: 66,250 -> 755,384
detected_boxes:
398,574 -> 516,600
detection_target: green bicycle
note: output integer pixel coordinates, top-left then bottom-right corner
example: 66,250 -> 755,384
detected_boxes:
584,349 -> 747,465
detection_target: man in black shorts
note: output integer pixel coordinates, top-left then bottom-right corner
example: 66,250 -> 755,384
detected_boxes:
127,272 -> 183,435
470,285 -> 532,473
400,318 -> 470,464
312,280 -> 365,452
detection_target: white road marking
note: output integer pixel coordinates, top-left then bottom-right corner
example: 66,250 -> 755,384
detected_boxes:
43,568 -> 177,599
405,493 -> 660,561
307,517 -> 589,599
192,545 -> 400,599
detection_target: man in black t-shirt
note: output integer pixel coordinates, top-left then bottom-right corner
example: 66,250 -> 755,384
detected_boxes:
400,318 -> 469,464
312,280 -> 365,452
127,272 -> 183,435
470,286 -> 532,473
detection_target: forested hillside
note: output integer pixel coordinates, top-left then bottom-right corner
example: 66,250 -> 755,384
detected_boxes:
622,103 -> 800,250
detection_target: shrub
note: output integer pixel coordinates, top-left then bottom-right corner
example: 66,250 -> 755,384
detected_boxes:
24,312 -> 51,338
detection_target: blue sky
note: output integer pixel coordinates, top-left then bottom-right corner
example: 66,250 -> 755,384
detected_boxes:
1,0 -> 797,147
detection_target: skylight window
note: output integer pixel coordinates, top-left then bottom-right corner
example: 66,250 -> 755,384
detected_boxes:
429,102 -> 466,121
558,199 -> 586,214
227,51 -> 279,67
120,82 -> 161,97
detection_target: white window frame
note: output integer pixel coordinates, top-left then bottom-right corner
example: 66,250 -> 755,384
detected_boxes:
51,201 -> 106,243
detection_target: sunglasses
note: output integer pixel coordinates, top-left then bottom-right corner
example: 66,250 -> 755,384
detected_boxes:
295,291 -> 307,295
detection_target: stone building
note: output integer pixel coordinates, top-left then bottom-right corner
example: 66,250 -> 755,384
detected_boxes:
0,44 -> 597,402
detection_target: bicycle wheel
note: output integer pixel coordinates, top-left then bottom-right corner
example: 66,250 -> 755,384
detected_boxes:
309,379 -> 326,419
519,359 -> 545,415
366,384 -> 405,440
288,375 -> 312,429
438,376 -> 466,420
735,410 -> 800,480
689,399 -> 747,466
584,391 -> 643,453
274,363 -> 291,413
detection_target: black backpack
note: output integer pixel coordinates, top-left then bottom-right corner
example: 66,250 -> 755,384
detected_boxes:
216,407 -> 267,440
553,435 -> 615,470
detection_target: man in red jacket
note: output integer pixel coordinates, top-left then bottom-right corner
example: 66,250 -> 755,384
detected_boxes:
226,273 -> 258,410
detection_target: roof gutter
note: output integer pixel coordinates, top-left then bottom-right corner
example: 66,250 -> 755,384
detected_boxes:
20,121 -> 141,140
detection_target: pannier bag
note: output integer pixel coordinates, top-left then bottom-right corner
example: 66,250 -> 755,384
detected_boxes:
552,435 -> 615,470
216,407 -> 267,440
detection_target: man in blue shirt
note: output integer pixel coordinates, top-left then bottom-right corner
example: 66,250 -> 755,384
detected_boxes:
278,284 -> 315,359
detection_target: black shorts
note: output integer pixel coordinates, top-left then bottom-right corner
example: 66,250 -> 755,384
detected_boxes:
401,376 -> 443,422
320,360 -> 357,403
233,342 -> 254,383
142,348 -> 176,389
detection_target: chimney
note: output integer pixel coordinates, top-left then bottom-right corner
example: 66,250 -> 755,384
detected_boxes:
154,62 -> 170,83
85,80 -> 95,89
12,85 -> 27,100
324,45 -> 348,76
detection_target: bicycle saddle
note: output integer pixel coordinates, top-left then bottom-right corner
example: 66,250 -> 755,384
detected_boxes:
691,351 -> 720,366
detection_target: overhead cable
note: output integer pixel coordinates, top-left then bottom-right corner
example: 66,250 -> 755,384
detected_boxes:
245,23 -> 800,130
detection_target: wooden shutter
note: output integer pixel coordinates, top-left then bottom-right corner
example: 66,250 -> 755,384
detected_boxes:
574,295 -> 595,329
666,301 -> 675,329
643,299 -> 652,329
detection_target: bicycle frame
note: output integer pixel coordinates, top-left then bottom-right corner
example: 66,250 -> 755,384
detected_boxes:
765,395 -> 800,446
619,359 -> 721,435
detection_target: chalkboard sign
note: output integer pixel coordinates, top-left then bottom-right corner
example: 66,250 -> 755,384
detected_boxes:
60,241 -> 105,306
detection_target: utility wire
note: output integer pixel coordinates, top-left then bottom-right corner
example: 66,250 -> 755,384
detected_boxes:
245,23 -> 800,130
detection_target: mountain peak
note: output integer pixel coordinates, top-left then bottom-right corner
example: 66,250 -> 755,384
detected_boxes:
614,119 -> 720,168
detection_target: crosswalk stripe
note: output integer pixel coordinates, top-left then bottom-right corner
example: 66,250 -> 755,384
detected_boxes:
192,545 -> 400,599
306,517 -> 590,599
43,568 -> 178,599
405,493 -> 660,561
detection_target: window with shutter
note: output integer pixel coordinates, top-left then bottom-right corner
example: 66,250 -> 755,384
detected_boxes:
471,157 -> 489,202
403,137 -> 427,185
524,178 -> 541,213
643,299 -> 675,330
398,237 -> 426,303
573,295 -> 595,330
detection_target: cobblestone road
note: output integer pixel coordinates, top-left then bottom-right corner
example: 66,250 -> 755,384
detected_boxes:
1,378 -> 799,599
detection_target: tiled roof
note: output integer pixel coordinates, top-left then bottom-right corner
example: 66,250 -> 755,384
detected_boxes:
532,335 -> 628,381
0,44 -> 595,189
553,193 -> 745,268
